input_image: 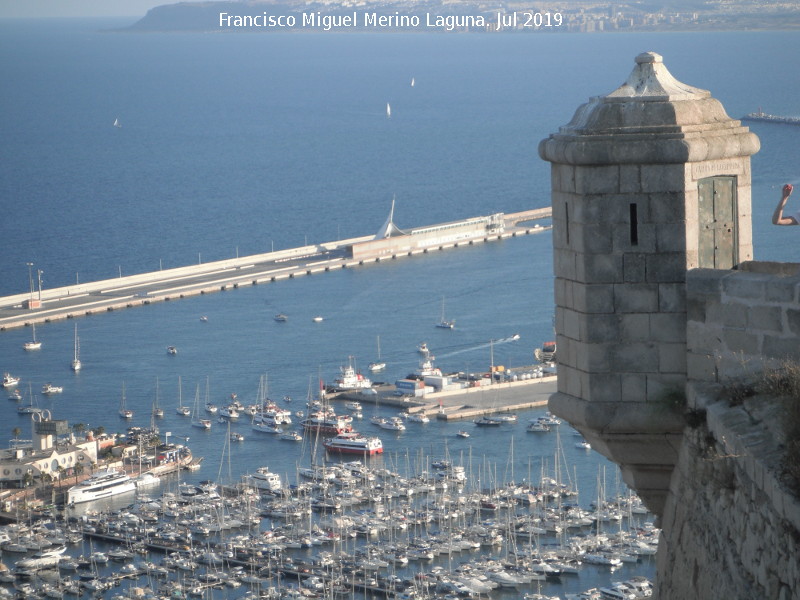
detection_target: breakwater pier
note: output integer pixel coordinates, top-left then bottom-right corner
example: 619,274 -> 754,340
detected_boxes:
0,209 -> 550,332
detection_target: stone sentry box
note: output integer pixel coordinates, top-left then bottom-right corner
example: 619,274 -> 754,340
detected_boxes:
538,52 -> 760,516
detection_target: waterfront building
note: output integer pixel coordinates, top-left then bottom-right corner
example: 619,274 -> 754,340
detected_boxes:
0,411 -> 99,489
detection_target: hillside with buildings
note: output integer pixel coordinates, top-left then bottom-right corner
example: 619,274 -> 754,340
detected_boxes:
126,0 -> 800,32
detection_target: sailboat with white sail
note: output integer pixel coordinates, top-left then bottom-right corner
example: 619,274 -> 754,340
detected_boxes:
23,323 -> 42,351
386,102 -> 391,118
71,324 -> 82,371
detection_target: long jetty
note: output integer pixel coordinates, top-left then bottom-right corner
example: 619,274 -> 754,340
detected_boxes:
0,209 -> 550,332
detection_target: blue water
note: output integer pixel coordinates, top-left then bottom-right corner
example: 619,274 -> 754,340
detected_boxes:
1,19 -> 799,597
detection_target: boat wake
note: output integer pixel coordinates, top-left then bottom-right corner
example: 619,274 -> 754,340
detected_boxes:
435,334 -> 520,361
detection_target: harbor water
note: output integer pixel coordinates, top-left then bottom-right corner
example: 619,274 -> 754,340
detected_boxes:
1,18 -> 799,599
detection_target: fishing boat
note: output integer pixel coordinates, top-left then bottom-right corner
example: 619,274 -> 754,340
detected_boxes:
323,432 -> 383,455
2,373 -> 20,388
71,324 -> 82,372
166,346 -> 177,355
436,296 -> 455,329
368,335 -> 386,372
41,383 -> 63,395
23,323 -> 42,351
274,314 -> 288,322
118,383 -> 133,419
473,417 -> 502,426
66,468 -> 136,505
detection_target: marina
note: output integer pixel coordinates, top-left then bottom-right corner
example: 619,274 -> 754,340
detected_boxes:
0,413 -> 657,600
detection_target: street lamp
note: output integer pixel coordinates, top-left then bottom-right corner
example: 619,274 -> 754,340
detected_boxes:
26,262 -> 34,298
37,269 -> 43,302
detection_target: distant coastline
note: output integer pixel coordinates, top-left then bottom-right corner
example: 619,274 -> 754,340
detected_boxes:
123,0 -> 800,33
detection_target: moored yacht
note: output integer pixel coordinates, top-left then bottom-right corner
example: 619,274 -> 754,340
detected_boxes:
2,373 -> 20,388
42,383 -> 63,395
243,466 -> 283,492
66,468 -> 136,505
323,432 -> 383,455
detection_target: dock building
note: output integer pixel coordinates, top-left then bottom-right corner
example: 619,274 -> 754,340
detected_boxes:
349,200 -> 505,260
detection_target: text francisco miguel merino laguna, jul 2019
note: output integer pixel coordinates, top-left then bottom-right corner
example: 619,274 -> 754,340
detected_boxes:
218,10 -> 564,32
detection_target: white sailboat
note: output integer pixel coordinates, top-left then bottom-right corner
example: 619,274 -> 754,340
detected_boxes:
368,335 -> 386,372
113,118 -> 121,128
411,77 -> 415,87
152,377 -> 164,418
176,375 -> 191,416
191,383 -> 212,429
23,323 -> 42,351
119,382 -> 133,419
436,296 -> 455,329
386,102 -> 391,118
71,324 -> 82,372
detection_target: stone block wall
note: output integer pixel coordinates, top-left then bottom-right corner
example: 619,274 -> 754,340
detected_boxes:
686,261 -> 800,384
653,260 -> 800,599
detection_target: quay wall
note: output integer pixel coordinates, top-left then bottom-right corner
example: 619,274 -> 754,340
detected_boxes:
0,240 -> 368,311
0,210 -> 551,331
335,376 -> 556,420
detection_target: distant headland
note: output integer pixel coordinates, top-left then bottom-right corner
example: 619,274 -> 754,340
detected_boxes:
124,0 -> 800,33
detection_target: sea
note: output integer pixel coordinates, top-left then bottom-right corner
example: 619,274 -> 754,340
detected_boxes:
0,18 -> 799,598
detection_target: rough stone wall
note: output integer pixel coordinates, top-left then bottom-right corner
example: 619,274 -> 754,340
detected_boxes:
657,388 -> 800,600
655,261 -> 800,599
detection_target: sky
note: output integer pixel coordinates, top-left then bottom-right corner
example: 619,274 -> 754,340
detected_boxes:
0,0 -> 165,18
